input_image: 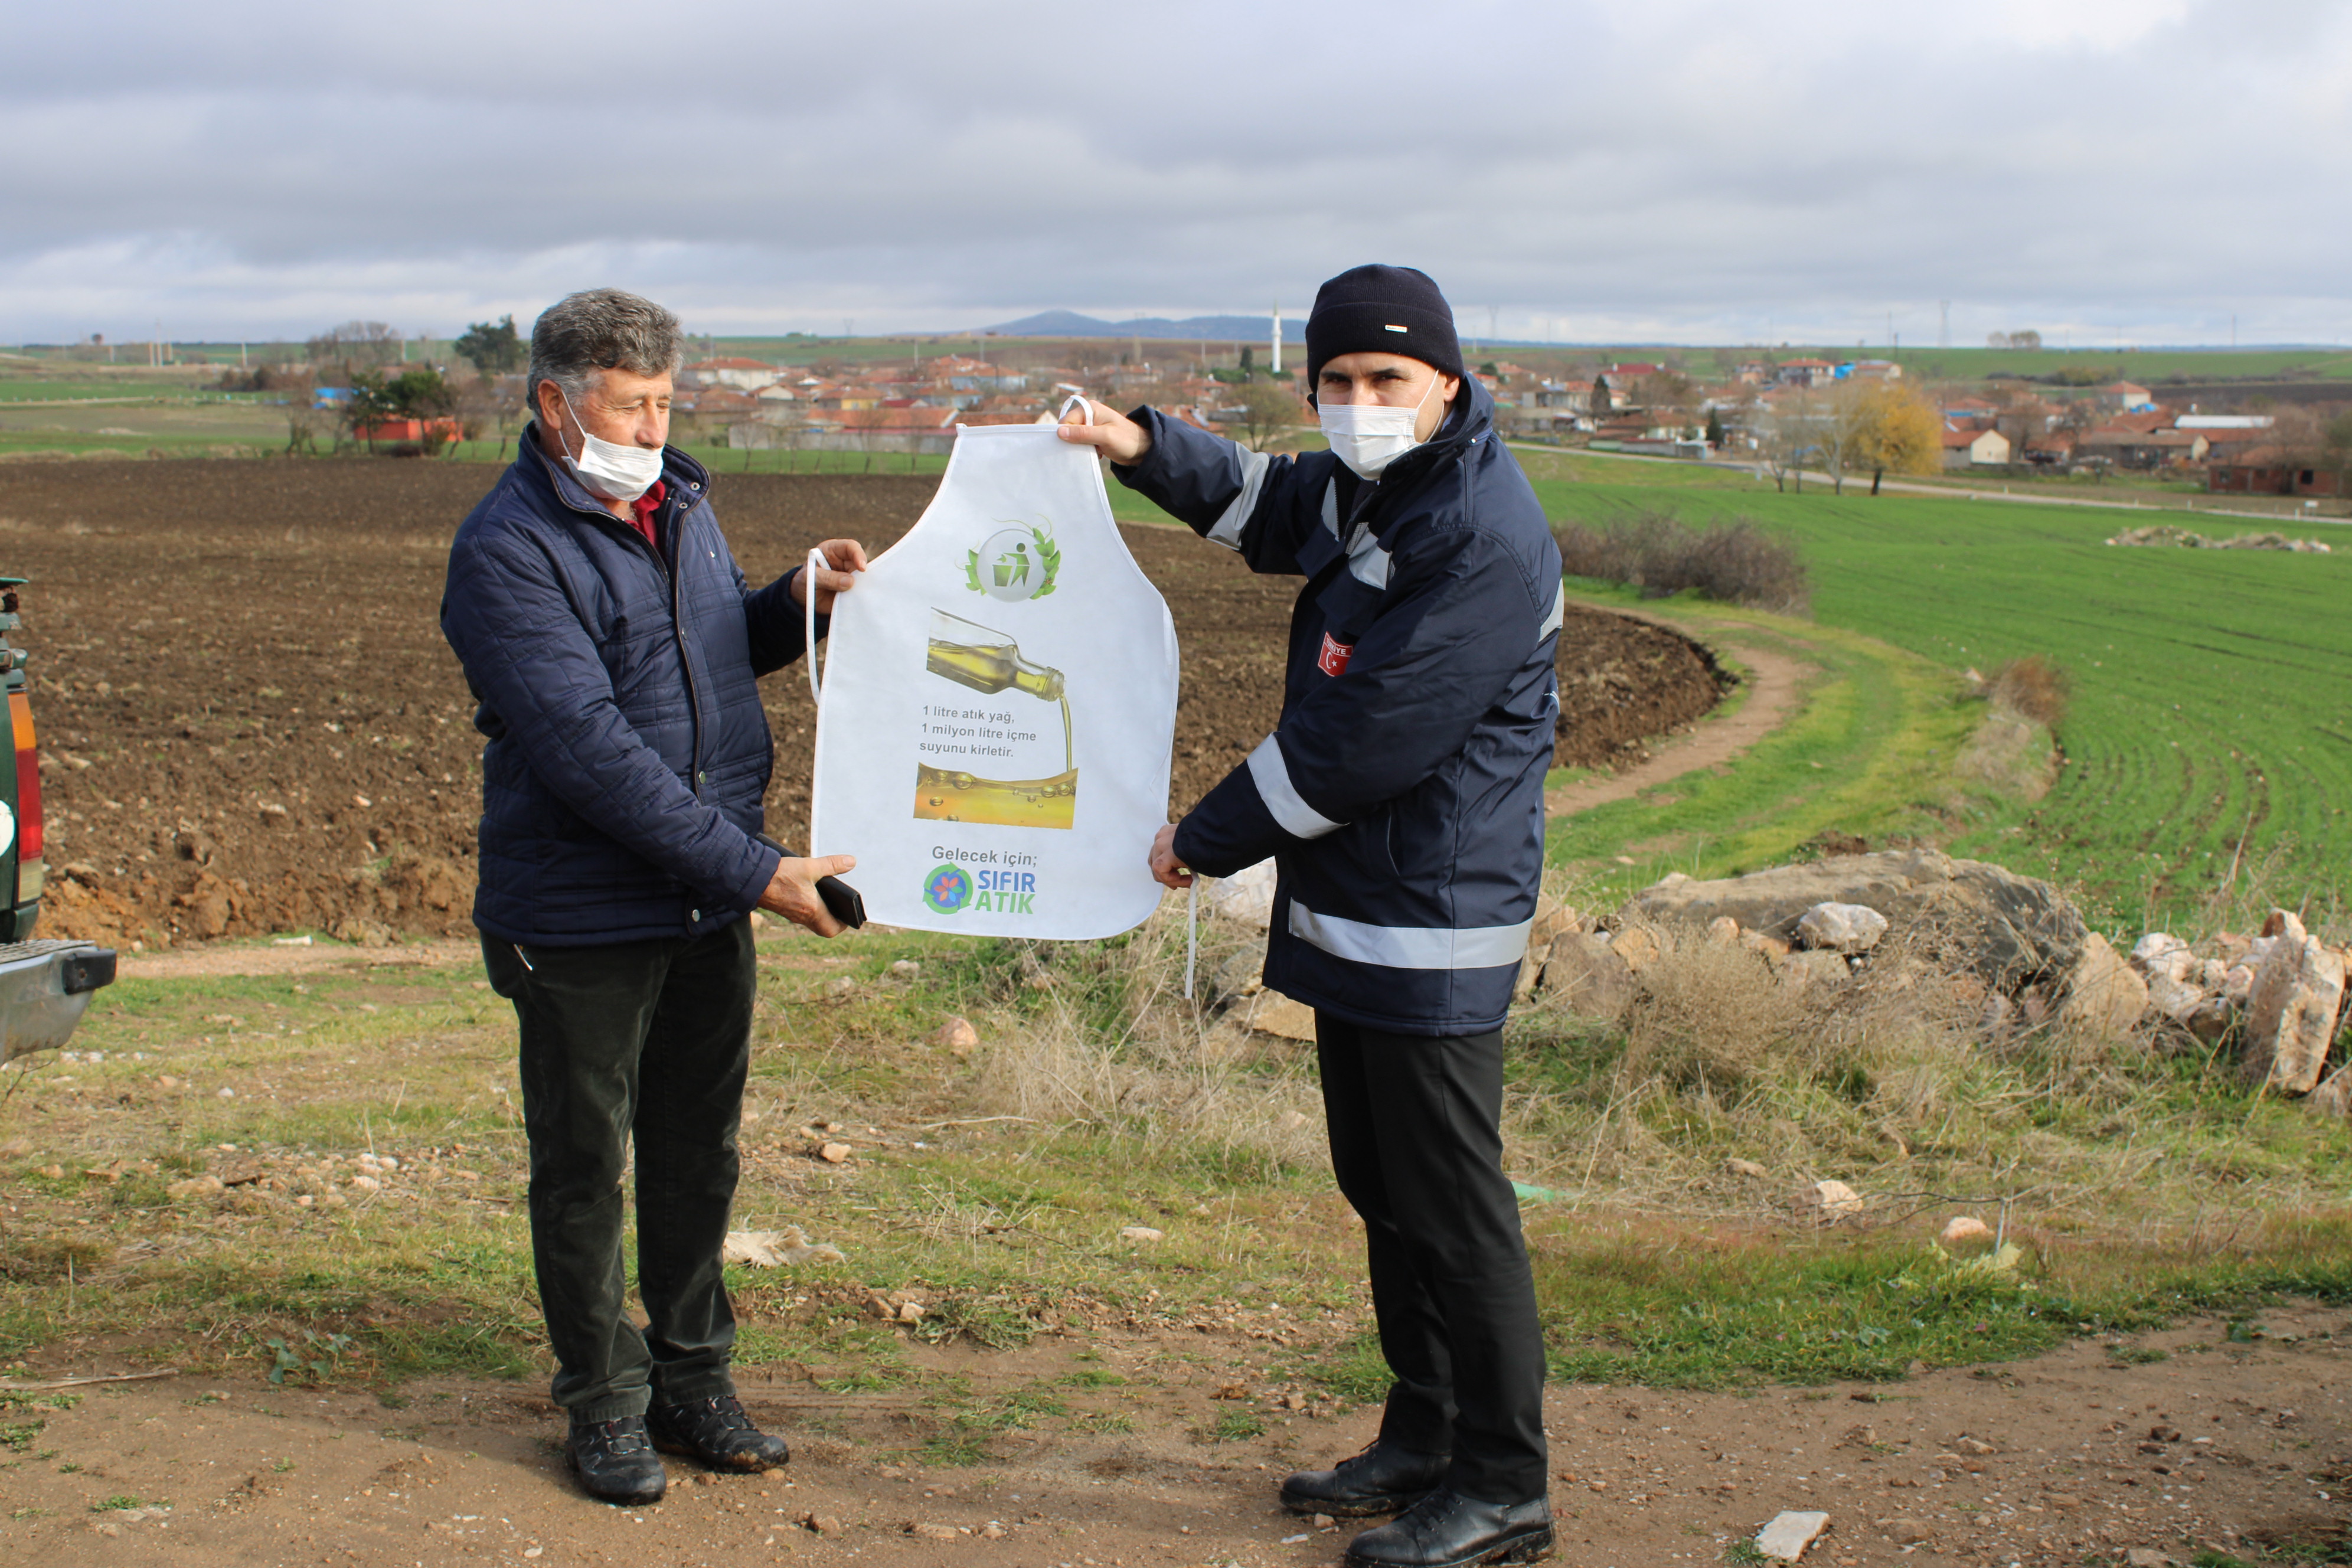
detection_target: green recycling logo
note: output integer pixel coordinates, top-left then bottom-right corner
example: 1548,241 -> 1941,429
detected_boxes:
963,521 -> 1060,602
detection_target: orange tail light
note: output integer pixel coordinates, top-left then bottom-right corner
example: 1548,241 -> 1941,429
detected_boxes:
11,689 -> 41,896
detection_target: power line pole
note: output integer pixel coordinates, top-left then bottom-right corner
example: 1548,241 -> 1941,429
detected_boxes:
1938,300 -> 1950,348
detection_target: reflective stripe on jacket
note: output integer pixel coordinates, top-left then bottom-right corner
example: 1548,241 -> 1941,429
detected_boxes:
1123,378 -> 1562,1036
441,428 -> 813,946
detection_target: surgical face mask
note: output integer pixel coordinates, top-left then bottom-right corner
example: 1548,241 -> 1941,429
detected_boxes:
552,386 -> 665,502
1318,370 -> 1445,480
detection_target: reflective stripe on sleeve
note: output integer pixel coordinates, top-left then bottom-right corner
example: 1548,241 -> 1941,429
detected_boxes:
1287,900 -> 1534,971
1246,734 -> 1344,839
1206,447 -> 1273,550
1538,582 -> 1564,641
1347,529 -> 1391,589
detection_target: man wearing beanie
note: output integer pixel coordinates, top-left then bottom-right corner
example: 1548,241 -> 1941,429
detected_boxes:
1061,264 -> 1561,1568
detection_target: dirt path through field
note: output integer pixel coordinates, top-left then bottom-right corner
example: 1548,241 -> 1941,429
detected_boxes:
1547,601 -> 1815,821
14,1305 -> 2348,1567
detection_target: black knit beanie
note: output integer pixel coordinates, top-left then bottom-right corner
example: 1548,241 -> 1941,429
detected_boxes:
1304,264 -> 1465,390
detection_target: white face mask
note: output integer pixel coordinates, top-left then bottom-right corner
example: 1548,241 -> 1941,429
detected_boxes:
1318,368 -> 1446,480
552,386 -> 665,502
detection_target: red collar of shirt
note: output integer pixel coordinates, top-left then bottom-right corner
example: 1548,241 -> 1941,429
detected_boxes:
626,479 -> 667,550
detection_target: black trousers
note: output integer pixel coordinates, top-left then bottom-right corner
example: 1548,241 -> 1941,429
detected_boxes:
483,919 -> 756,1422
1315,1011 -> 1548,1505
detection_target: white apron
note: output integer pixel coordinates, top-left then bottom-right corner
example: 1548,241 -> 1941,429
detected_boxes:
807,418 -> 1178,939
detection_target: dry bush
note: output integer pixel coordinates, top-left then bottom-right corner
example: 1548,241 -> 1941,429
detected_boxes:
972,896 -> 1325,1171
1954,699 -> 2056,801
1553,512 -> 1811,614
1503,918 -> 2155,1208
1988,655 -> 2069,729
1618,927 -> 1815,1096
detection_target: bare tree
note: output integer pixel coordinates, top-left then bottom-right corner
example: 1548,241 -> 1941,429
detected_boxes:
307,321 -> 404,373
1759,390 -> 1817,494
1232,381 -> 1307,452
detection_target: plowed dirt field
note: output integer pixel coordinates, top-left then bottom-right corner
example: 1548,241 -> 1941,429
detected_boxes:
4,459 -> 1721,946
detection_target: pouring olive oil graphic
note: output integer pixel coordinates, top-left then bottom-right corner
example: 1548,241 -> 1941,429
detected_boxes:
916,609 -> 1076,829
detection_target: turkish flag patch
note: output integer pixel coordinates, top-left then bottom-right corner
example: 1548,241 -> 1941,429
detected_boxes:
1317,631 -> 1354,677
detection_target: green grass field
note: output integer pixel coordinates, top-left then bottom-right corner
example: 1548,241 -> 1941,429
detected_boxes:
1528,472 -> 2352,929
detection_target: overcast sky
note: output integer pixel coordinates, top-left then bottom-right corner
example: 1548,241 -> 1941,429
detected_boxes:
8,0 -> 2347,348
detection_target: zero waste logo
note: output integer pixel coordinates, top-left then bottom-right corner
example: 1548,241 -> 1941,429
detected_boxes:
922,863 -> 974,914
964,522 -> 1060,602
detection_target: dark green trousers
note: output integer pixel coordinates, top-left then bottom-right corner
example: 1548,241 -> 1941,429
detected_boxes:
482,918 -> 755,1422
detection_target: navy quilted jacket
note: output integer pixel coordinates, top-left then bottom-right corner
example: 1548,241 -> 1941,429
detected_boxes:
441,429 -> 816,946
1119,378 -> 1562,1036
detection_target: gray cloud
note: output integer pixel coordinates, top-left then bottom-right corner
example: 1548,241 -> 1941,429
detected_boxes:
5,0 -> 2347,344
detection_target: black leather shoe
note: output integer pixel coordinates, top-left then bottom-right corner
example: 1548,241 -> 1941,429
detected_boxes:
646,1393 -> 789,1472
1342,1488 -> 1553,1567
566,1413 -> 667,1505
1280,1440 -> 1451,1517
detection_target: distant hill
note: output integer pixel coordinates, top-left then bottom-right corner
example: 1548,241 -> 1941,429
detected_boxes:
976,309 -> 1306,342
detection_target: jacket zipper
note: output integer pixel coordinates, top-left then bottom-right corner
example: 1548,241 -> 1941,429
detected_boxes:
670,492 -> 704,801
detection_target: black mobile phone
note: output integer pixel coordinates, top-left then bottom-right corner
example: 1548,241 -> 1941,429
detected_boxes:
818,877 -> 867,929
759,835 -> 866,929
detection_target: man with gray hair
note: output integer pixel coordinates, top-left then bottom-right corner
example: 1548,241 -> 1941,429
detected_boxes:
442,288 -> 863,1505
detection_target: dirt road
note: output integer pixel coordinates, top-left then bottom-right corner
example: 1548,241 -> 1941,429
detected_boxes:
1546,601 -> 1812,821
10,1305 -> 2347,1566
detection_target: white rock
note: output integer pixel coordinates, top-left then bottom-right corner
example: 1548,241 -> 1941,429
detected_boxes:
1793,1180 -> 1863,1220
1724,1158 -> 1769,1179
1795,903 -> 1889,955
1118,1225 -> 1167,1243
1755,1508 -> 1831,1560
1940,1215 -> 1992,1244
723,1226 -> 848,1268
2145,967 -> 2211,1027
2223,963 -> 2257,1005
1206,860 -> 1278,930
2129,932 -> 2190,971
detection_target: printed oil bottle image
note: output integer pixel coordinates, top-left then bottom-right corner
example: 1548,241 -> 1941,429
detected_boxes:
917,609 -> 1076,829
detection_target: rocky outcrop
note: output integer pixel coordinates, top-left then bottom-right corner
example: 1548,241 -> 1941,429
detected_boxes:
1628,849 -> 2085,985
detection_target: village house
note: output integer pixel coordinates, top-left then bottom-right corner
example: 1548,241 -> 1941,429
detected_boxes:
1941,422 -> 2011,468
680,357 -> 782,391
2096,380 -> 2156,413
2077,423 -> 2206,469
1775,358 -> 1836,388
2208,446 -> 2344,498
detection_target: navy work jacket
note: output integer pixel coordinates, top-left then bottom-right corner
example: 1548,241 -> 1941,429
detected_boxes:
1121,379 -> 1562,1035
441,427 -> 816,946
